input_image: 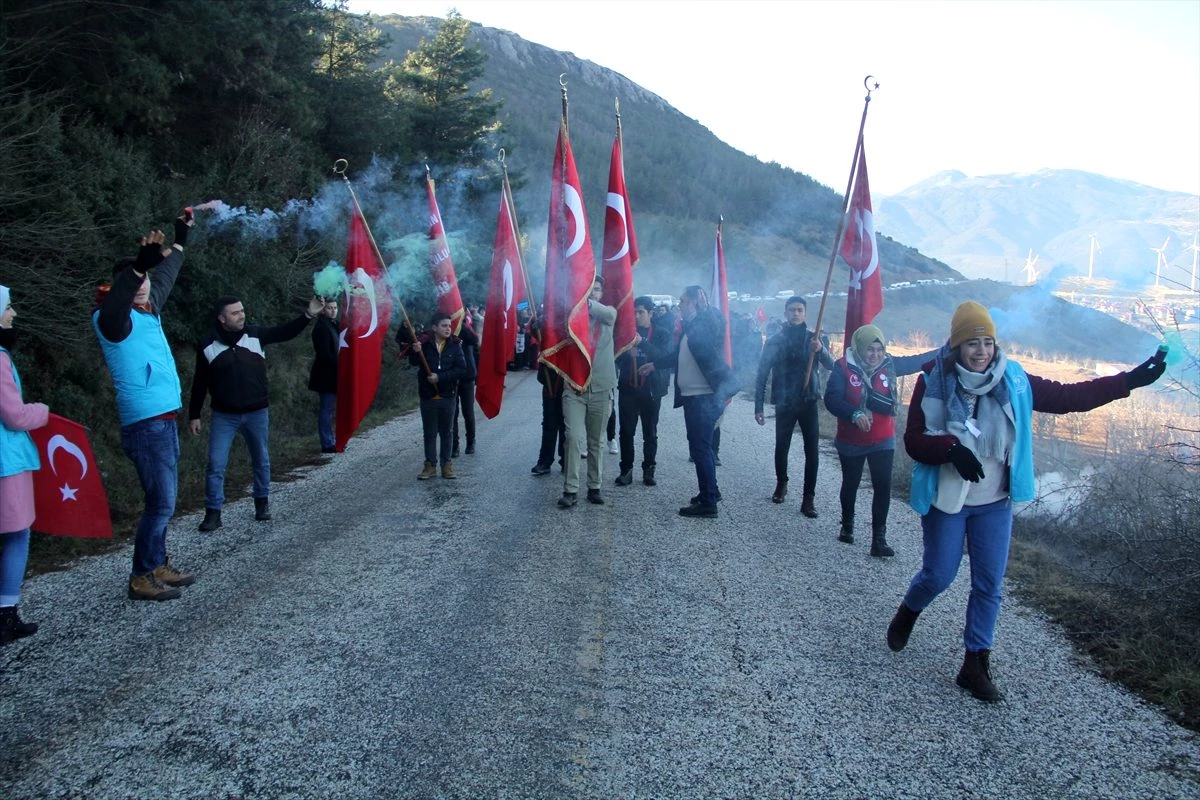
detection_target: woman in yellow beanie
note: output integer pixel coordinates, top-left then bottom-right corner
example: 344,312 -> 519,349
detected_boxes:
886,300 -> 1167,702
824,324 -> 937,556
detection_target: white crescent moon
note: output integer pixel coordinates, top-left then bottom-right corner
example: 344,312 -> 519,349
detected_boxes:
46,434 -> 87,479
349,267 -> 379,338
604,192 -> 629,262
503,261 -> 514,315
564,184 -> 587,258
858,209 -> 879,279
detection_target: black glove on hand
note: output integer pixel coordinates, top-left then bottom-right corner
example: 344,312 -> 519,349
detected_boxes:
947,442 -> 985,482
1125,348 -> 1167,390
173,214 -> 191,248
133,240 -> 165,273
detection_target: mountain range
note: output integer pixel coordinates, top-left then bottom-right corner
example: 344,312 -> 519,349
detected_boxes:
877,169 -> 1200,290
368,14 -> 1166,365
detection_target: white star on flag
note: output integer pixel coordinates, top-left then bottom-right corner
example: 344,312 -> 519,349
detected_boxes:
59,484 -> 78,501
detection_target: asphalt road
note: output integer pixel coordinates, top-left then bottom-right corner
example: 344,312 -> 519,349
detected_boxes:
2,371 -> 1197,799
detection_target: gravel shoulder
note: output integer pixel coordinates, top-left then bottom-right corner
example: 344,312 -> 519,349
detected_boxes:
1,372 -> 1197,799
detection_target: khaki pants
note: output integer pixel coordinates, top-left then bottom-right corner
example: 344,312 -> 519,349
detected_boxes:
562,386 -> 613,493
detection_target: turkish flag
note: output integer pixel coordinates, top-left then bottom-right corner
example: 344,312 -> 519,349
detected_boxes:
426,175 -> 466,334
335,206 -> 393,452
477,185 -> 527,419
30,414 -> 112,538
710,223 -> 732,366
539,120 -> 596,391
601,131 -> 638,359
841,139 -> 884,337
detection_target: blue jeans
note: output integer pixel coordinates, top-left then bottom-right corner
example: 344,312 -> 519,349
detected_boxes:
0,528 -> 31,605
206,409 -> 271,509
902,498 -> 1013,652
317,392 -> 336,449
120,417 -> 179,577
682,394 -> 722,507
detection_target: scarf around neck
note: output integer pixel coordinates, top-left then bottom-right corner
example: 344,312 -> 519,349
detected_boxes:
921,344 -> 1014,461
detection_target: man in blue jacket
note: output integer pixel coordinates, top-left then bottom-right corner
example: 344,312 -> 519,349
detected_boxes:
93,211 -> 196,601
188,294 -> 325,531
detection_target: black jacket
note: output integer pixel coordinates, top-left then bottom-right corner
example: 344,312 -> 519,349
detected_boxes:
754,323 -> 834,414
308,314 -> 339,394
617,321 -> 673,399
398,330 -> 469,400
189,314 -> 311,418
655,307 -> 740,409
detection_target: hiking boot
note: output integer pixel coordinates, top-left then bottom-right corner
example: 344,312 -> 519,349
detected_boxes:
614,469 -> 633,486
531,463 -> 552,476
800,493 -> 818,518
690,490 -> 722,505
772,480 -> 788,504
465,443 -> 475,455
587,489 -> 605,505
128,573 -> 182,602
870,524 -> 895,558
0,606 -> 38,645
957,650 -> 1004,702
153,560 -> 195,588
886,603 -> 921,652
679,503 -> 718,518
418,461 -> 437,480
557,492 -> 578,509
642,466 -> 656,486
442,461 -> 457,479
198,508 -> 222,532
838,517 -> 855,545
254,497 -> 272,521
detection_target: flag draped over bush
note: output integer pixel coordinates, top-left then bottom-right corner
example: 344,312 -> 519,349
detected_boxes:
539,120 -> 596,391
335,207 -> 393,451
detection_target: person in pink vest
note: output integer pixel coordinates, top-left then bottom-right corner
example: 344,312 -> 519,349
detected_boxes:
824,324 -> 936,557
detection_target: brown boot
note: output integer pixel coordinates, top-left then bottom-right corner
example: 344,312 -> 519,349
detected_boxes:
418,461 -> 437,480
800,493 -> 818,518
771,480 -> 788,504
441,461 -> 456,479
153,560 -> 196,588
957,650 -> 1004,702
886,603 -> 921,651
128,573 -> 182,602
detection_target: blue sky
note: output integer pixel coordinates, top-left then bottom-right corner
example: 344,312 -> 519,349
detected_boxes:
349,0 -> 1200,198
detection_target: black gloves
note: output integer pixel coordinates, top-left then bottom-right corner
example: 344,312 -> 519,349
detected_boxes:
133,240 -> 165,273
1125,348 -> 1167,390
947,442 -> 985,482
174,206 -> 192,247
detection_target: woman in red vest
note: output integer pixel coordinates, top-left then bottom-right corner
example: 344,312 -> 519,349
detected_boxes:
825,324 -> 935,557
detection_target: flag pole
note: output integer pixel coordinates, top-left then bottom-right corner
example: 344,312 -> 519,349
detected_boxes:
805,75 -> 879,386
332,158 -> 438,390
499,149 -> 534,325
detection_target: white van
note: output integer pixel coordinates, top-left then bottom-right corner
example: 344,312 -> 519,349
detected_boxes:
646,294 -> 676,308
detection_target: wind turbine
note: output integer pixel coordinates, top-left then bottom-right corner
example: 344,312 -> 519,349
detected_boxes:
1189,233 -> 1199,293
1023,248 -> 1040,285
1087,234 -> 1101,280
1151,236 -> 1170,287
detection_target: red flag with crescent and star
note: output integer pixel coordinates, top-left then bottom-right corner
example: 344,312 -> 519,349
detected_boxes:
710,221 -> 732,366
539,120 -> 596,391
335,206 -> 393,452
601,130 -> 638,359
426,175 -> 466,334
477,185 -> 527,419
841,139 -> 884,338
30,414 -> 112,538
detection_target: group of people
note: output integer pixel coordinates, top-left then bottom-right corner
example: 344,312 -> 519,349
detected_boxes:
1,223 -> 1171,706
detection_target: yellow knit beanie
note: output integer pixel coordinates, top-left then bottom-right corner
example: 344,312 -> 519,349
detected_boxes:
949,301 -> 996,348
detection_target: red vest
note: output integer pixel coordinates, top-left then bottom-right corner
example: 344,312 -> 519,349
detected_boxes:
834,359 -> 896,448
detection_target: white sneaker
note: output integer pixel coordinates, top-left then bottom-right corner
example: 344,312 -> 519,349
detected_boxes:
607,440 -> 619,454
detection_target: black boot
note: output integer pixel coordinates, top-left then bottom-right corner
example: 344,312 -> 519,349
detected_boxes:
642,466 -> 656,486
838,516 -> 855,544
886,603 -> 921,652
614,469 -> 633,486
198,508 -> 222,532
956,650 -> 1004,702
800,492 -> 818,518
772,479 -> 788,504
254,497 -> 272,521
0,605 -> 38,645
870,524 -> 894,557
